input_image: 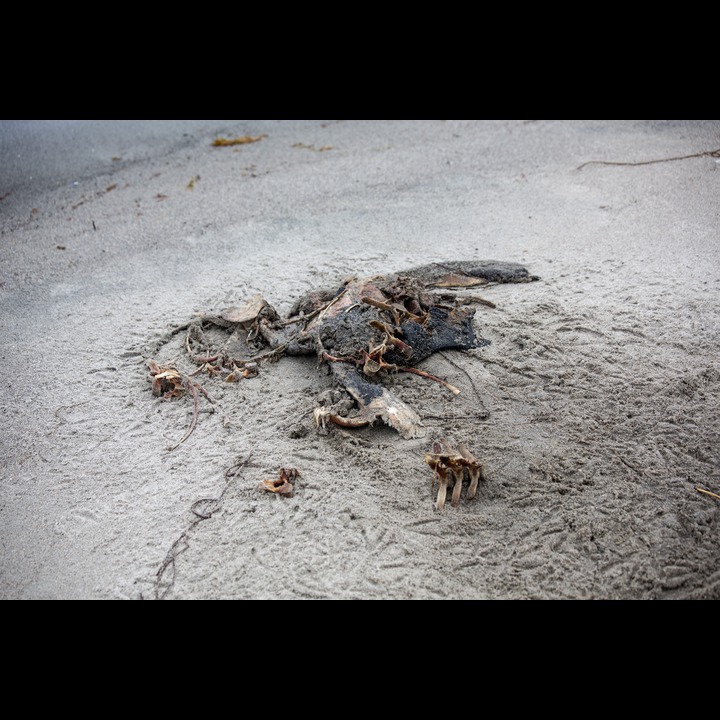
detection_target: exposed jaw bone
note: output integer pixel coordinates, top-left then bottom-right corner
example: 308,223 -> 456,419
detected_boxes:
313,362 -> 426,439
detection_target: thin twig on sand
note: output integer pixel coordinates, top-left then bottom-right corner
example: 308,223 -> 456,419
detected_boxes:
167,378 -> 213,452
154,455 -> 251,599
577,147 -> 720,171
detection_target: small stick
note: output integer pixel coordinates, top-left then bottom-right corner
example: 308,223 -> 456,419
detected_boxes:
249,344 -> 288,363
696,487 -> 720,501
167,382 -> 199,451
191,354 -> 219,364
315,286 -> 349,323
281,299 -> 335,326
577,147 -> 720,171
193,381 -> 213,403
361,296 -> 394,312
397,365 -> 461,394
167,379 -> 212,451
188,365 -> 206,377
465,295 -> 497,309
225,455 -> 252,481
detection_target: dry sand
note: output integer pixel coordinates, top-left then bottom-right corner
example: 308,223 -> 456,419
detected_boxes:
1,119 -> 719,600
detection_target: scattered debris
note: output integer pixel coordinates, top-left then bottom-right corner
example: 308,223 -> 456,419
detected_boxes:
69,183 -> 120,210
259,467 -> 299,497
149,261 -> 536,505
212,135 -> 266,147
56,244 -> 66,250
186,175 -> 200,190
424,439 -> 484,510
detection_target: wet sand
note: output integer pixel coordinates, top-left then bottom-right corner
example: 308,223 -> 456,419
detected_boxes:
1,119 -> 719,599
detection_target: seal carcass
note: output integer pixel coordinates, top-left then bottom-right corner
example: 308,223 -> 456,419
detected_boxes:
200,260 -> 539,439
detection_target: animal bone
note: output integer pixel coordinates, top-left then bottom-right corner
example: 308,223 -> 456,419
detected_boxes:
424,439 -> 485,510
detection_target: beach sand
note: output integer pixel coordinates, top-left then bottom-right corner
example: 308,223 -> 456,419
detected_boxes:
1,119 -> 718,599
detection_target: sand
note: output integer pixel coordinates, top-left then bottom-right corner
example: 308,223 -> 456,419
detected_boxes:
1,119 -> 719,600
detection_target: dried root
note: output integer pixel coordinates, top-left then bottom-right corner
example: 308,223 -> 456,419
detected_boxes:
424,439 -> 484,510
148,360 -> 213,451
